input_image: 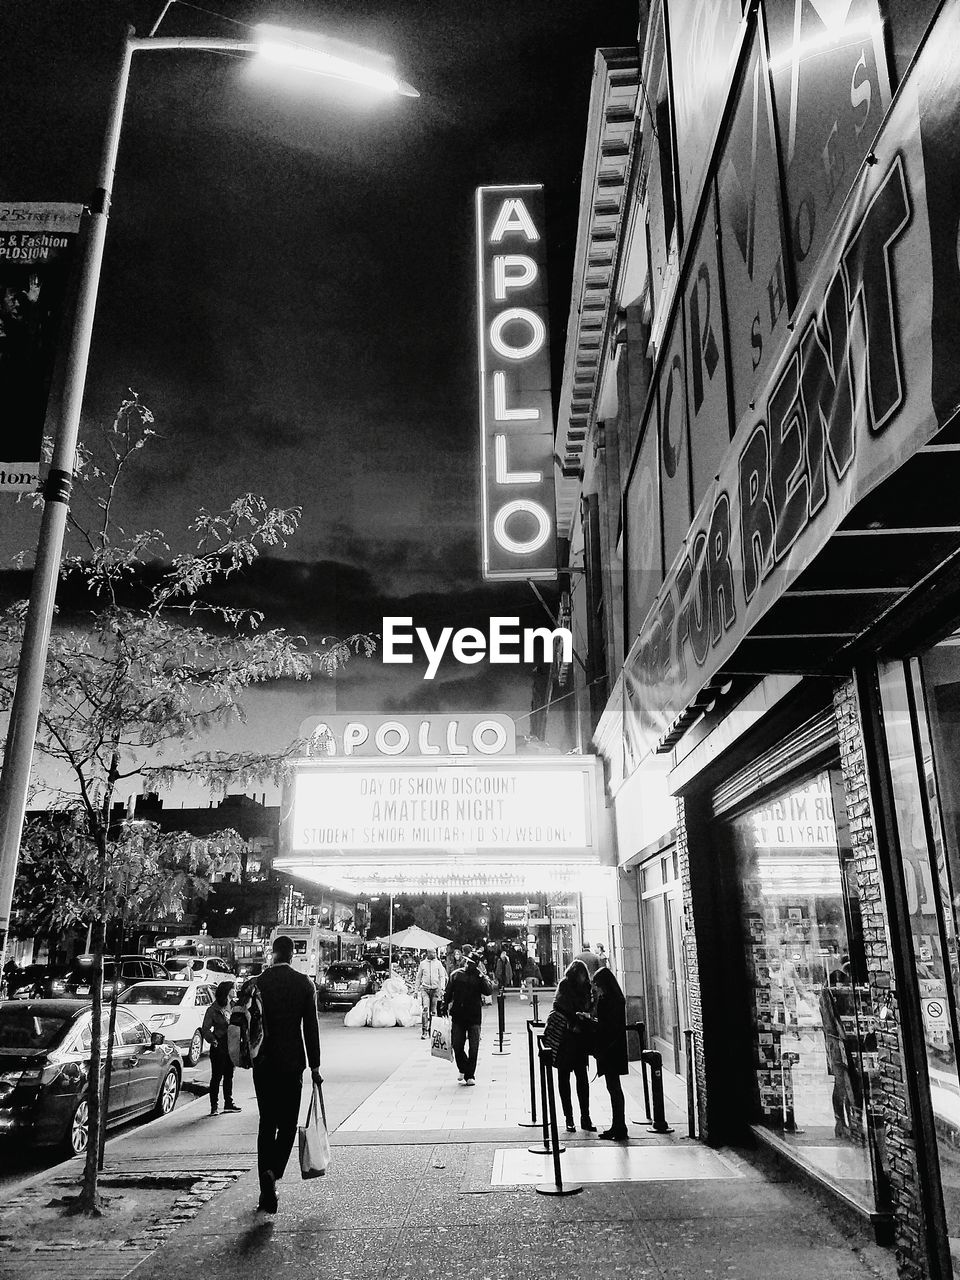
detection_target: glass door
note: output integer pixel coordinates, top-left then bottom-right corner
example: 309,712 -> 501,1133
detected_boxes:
639,848 -> 686,1077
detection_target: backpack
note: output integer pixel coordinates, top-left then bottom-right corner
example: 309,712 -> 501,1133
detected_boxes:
229,977 -> 265,1069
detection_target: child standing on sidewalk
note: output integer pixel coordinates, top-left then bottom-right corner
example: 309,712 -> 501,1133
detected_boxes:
202,980 -> 242,1116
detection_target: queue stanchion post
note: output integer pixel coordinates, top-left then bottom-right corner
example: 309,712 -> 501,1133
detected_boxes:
641,1049 -> 674,1135
627,1020 -> 651,1125
493,990 -> 509,1054
536,1043 -> 582,1197
518,1018 -> 543,1128
532,988 -> 539,1024
528,1030 -> 562,1154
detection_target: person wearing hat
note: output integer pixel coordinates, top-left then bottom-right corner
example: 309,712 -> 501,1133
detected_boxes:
201,980 -> 242,1116
443,944 -> 493,1085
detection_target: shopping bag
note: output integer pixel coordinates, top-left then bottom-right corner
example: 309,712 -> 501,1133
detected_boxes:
431,1014 -> 454,1062
298,1080 -> 331,1179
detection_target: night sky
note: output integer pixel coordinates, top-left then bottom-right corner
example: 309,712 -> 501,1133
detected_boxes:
0,0 -> 638,797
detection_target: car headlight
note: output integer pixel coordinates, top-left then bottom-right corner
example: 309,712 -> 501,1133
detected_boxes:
149,1013 -> 179,1027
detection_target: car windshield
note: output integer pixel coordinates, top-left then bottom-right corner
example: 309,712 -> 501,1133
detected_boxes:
329,965 -> 364,979
0,1008 -> 73,1050
124,985 -> 186,1006
164,958 -> 200,972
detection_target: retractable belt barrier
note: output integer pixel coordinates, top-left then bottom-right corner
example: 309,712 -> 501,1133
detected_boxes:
626,1020 -> 650,1123
493,991 -> 510,1055
528,1029 -> 561,1155
535,1043 -> 582,1198
639,1049 -> 675,1135
518,1017 -> 545,1129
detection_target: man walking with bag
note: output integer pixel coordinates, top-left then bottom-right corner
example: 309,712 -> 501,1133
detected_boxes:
443,944 -> 492,1085
415,949 -> 447,1041
246,934 -> 322,1214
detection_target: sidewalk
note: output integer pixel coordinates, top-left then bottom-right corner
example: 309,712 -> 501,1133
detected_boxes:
4,998 -> 898,1280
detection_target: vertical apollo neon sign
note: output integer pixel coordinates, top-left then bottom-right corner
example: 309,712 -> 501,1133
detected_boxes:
477,185 -> 557,580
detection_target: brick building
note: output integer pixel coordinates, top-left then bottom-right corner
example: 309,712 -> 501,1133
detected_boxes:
545,4 -> 960,1277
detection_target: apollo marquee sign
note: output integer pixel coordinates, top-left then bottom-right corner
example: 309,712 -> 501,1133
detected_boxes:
476,185 -> 557,581
297,713 -> 516,758
281,755 -> 604,859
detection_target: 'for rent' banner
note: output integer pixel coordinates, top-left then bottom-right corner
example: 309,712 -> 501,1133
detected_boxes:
624,2 -> 960,759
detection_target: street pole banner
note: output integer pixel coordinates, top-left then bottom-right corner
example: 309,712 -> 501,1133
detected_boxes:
623,0 -> 960,758
0,202 -> 83,493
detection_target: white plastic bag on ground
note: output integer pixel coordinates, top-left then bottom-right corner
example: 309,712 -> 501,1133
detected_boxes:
397,996 -> 421,1028
370,996 -> 397,1027
381,976 -> 406,997
343,995 -> 373,1028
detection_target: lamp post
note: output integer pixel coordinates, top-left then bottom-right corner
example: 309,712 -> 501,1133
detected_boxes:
0,20 -> 417,960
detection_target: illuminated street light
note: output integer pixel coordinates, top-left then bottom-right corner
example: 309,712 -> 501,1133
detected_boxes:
0,17 -> 418,960
255,25 -> 420,97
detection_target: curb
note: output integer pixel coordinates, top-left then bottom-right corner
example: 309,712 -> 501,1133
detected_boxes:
5,1082 -> 207,1201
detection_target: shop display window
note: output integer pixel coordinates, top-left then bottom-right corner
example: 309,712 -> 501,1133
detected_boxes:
724,770 -> 885,1211
883,648 -> 960,1272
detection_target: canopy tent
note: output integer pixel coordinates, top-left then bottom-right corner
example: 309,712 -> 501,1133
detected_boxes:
377,924 -> 452,952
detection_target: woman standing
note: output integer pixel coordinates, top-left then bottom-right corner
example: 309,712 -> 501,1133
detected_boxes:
593,966 -> 629,1140
202,980 -> 242,1117
546,959 -> 596,1133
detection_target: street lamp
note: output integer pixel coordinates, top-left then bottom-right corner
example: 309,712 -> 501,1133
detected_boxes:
0,17 -> 418,958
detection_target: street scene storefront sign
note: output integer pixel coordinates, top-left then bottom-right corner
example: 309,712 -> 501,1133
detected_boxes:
623,19 -> 960,759
297,713 -> 516,758
282,757 -> 603,859
476,184 -> 557,581
0,202 -> 83,491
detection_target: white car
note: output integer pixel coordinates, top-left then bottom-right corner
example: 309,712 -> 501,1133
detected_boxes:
162,956 -> 237,986
121,981 -> 218,1066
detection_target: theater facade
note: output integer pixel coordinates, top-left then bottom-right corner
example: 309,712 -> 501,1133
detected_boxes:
549,4 -> 960,1277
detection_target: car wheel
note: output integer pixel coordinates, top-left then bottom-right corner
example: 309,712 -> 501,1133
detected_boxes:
67,1098 -> 89,1157
186,1029 -> 204,1067
153,1067 -> 180,1118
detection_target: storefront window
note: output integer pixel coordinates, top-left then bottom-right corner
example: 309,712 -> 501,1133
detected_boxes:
883,647 -> 960,1272
639,849 -> 687,1076
724,770 -> 883,1211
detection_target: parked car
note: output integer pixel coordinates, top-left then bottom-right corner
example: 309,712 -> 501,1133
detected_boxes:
8,964 -> 70,1000
121,981 -> 218,1066
64,955 -> 170,999
163,955 -> 236,985
0,999 -> 181,1157
317,960 -> 380,1008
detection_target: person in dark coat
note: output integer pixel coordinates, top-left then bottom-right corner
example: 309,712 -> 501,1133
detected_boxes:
443,945 -> 492,1084
592,966 -> 629,1140
248,935 -> 322,1214
201,980 -> 241,1116
550,959 -> 596,1133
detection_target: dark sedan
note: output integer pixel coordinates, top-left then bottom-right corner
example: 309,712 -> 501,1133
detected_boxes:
317,961 -> 379,1008
64,955 -> 170,999
7,964 -> 70,1000
0,999 -> 181,1157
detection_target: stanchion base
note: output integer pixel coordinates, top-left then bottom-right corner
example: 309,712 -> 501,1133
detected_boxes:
517,1121 -> 541,1128
528,1143 -> 564,1155
536,1184 -> 583,1197
648,1125 -> 675,1135
492,1050 -> 511,1056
